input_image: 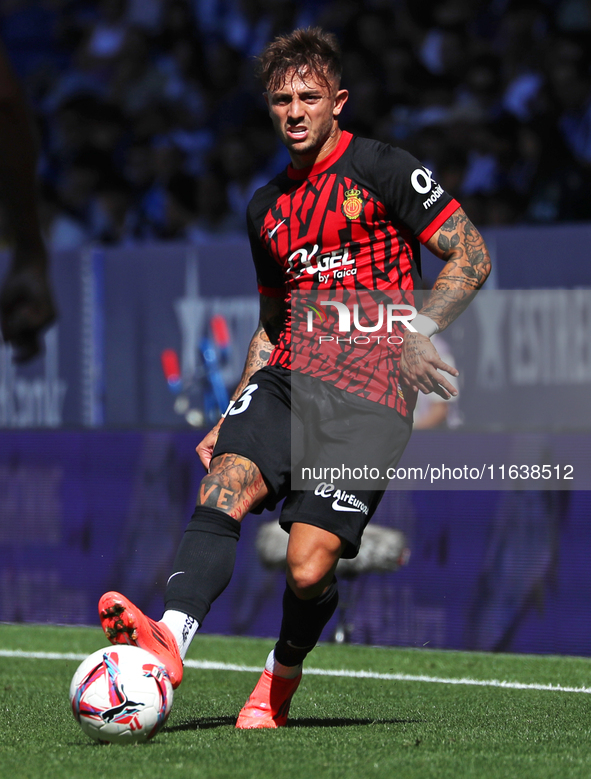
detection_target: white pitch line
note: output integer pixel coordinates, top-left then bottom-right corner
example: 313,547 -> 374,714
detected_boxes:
187,659 -> 591,694
2,648 -> 591,695
0,650 -> 90,661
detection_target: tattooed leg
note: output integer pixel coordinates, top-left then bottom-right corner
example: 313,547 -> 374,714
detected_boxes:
197,452 -> 268,521
164,453 -> 267,625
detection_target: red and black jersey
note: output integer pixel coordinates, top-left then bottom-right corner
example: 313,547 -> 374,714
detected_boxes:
246,130 -> 460,417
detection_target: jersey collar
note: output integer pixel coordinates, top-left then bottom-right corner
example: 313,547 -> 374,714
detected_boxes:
286,130 -> 353,180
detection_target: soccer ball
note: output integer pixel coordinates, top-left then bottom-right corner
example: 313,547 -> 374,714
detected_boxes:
70,645 -> 174,743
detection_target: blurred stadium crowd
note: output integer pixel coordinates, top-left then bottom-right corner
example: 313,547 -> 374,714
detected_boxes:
2,0 -> 591,249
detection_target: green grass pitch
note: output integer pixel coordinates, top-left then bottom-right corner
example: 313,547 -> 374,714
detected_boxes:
2,623 -> 591,779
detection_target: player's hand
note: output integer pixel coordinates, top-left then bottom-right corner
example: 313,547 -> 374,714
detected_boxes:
0,265 -> 56,362
400,331 -> 458,399
196,424 -> 222,471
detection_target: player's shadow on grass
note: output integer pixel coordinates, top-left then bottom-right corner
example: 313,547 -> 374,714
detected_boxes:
287,717 -> 423,728
166,716 -> 421,731
167,716 -> 236,731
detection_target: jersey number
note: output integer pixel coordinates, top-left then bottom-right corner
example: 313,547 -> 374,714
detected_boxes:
228,384 -> 258,415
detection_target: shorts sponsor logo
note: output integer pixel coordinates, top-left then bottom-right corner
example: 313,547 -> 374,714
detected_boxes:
314,482 -> 369,515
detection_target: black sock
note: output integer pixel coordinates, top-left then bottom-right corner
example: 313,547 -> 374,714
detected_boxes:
274,579 -> 339,667
164,506 -> 241,624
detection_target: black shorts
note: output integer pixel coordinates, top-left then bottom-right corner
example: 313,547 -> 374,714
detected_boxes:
213,366 -> 412,558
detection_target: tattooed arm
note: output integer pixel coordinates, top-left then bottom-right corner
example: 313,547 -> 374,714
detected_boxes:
400,207 -> 491,398
422,207 -> 491,327
196,293 -> 286,469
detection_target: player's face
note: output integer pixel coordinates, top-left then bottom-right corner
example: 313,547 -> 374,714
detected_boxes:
265,69 -> 348,169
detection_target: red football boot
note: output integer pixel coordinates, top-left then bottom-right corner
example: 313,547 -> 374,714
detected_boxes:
235,669 -> 302,729
98,591 -> 183,688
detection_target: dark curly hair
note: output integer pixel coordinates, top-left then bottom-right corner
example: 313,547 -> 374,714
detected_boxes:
256,27 -> 342,93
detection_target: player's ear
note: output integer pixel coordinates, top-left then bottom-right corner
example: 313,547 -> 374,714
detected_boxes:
333,89 -> 348,117
263,91 -> 270,111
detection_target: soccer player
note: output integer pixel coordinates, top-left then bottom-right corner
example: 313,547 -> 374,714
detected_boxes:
99,28 -> 491,728
0,44 -> 55,362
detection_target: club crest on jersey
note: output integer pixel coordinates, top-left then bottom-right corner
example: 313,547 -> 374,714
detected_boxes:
342,188 -> 363,220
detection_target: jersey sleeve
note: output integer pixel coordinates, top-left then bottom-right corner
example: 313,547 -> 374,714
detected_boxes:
373,145 -> 460,243
246,209 -> 286,297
